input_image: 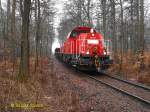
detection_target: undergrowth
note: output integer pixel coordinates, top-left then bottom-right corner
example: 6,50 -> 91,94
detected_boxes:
108,52 -> 150,85
0,57 -> 85,112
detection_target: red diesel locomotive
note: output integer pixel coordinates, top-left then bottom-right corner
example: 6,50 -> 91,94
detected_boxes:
55,26 -> 112,71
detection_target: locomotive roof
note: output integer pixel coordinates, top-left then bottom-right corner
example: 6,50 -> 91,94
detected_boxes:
73,26 -> 93,31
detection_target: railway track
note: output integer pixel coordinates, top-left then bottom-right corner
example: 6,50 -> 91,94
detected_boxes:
101,71 -> 150,91
86,72 -> 150,105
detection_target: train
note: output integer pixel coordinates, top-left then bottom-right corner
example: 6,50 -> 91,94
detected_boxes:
55,26 -> 113,71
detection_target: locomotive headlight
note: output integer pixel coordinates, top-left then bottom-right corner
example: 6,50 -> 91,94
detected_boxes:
103,48 -> 107,55
92,34 -> 95,36
86,48 -> 90,55
86,51 -> 89,55
104,51 -> 107,55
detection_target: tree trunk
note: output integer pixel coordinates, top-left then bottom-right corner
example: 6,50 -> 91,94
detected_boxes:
135,0 -> 140,53
101,0 -> 106,40
35,0 -> 41,70
11,0 -> 16,74
120,0 -> 124,51
6,0 -> 10,41
77,0 -> 82,26
139,0 -> 144,52
119,0 -> 124,72
130,0 -> 134,53
110,0 -> 117,56
19,0 -> 31,79
87,0 -> 91,26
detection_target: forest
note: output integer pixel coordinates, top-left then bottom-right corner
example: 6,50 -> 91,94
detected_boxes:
0,0 -> 150,111
0,0 -> 55,79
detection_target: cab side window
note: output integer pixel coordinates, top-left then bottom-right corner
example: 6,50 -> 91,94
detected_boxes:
70,30 -> 78,38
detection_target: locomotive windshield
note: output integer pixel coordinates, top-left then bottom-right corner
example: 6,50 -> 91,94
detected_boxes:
70,29 -> 95,38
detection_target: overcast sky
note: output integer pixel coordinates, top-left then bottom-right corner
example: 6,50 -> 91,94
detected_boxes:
53,0 -> 68,28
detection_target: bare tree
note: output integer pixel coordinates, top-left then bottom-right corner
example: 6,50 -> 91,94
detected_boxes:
139,0 -> 144,52
11,0 -> 16,73
110,0 -> 117,54
35,0 -> 41,69
6,0 -> 11,41
19,0 -> 31,79
101,0 -> 107,39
